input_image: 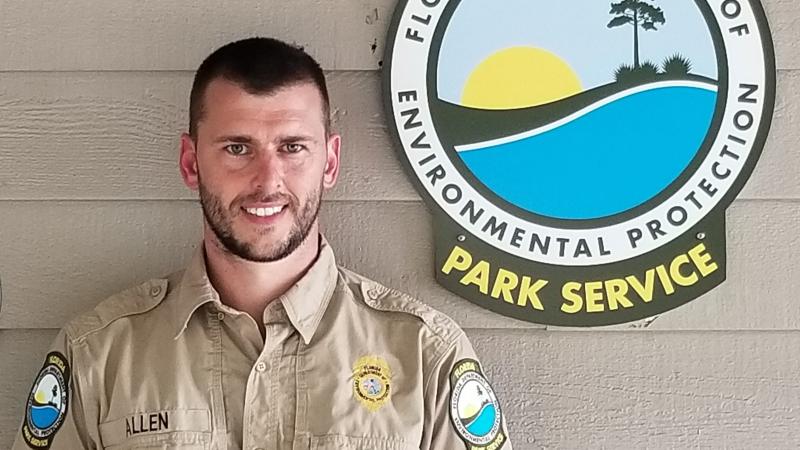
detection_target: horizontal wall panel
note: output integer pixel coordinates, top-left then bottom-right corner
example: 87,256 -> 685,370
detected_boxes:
0,0 -> 797,71
472,329 -> 800,449
2,329 -> 799,449
0,200 -> 798,331
0,71 -> 798,201
0,0 -> 388,71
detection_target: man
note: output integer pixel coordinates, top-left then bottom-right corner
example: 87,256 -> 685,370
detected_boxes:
14,38 -> 511,450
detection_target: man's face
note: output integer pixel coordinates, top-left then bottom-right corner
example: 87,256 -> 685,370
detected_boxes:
180,79 -> 340,262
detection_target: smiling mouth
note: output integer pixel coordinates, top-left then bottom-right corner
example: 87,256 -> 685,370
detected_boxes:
243,206 -> 285,217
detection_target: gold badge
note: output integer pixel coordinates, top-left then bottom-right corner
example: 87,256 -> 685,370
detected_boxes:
352,355 -> 391,412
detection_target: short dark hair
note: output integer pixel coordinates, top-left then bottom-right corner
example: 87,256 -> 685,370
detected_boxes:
189,37 -> 330,139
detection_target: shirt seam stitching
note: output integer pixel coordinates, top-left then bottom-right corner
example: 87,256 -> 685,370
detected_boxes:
70,338 -> 98,446
422,334 -> 460,395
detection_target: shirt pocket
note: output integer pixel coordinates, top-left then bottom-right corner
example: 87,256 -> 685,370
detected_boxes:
310,434 -> 417,450
99,409 -> 211,450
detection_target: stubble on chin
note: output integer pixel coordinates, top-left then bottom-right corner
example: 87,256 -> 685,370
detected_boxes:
197,181 -> 322,263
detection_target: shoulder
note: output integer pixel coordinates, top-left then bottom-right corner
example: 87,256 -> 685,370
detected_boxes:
62,273 -> 178,344
336,266 -> 467,350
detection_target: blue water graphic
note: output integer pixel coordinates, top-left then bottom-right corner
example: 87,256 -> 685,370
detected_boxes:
31,405 -> 59,429
459,85 -> 717,219
465,403 -> 497,436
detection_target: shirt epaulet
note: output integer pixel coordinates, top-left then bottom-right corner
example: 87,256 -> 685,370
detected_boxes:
64,278 -> 170,343
338,266 -> 465,348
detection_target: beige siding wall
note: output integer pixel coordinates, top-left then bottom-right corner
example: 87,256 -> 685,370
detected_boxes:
0,1 -> 798,448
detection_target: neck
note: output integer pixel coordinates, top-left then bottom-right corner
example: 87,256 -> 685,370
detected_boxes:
203,224 -> 321,333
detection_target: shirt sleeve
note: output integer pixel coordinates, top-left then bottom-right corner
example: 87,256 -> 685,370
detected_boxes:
12,329 -> 96,450
421,331 -> 512,450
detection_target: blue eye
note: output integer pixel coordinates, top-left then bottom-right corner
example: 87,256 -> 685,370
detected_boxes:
225,144 -> 248,156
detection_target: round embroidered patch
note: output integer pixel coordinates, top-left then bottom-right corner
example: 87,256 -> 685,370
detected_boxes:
352,355 -> 392,412
21,352 -> 70,449
449,359 -> 506,449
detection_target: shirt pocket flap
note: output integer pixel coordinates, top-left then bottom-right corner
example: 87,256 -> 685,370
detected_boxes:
99,409 -> 211,448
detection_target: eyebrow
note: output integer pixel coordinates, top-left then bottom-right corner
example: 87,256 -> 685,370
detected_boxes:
213,135 -> 255,144
212,134 -> 318,145
279,134 -> 318,144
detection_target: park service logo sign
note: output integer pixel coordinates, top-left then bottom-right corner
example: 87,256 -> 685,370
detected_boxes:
383,0 -> 775,326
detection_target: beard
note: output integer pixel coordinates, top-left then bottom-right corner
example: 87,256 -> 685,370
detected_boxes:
198,178 -> 322,263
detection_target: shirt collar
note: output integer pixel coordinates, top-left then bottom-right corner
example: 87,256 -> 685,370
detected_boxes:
276,238 -> 338,344
171,236 -> 339,344
170,245 -> 220,340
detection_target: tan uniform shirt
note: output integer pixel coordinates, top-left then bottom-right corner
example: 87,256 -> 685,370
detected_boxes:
14,240 -> 511,450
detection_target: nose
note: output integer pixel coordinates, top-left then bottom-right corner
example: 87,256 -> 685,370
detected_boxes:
250,151 -> 284,193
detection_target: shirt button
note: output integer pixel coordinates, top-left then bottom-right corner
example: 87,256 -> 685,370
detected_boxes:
217,312 -> 225,321
255,361 -> 267,372
367,288 -> 380,299
150,285 -> 162,297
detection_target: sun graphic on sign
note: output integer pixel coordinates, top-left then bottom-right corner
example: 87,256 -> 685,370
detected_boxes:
461,46 -> 582,109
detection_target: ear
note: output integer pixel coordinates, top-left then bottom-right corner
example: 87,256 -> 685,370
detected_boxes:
322,133 -> 341,190
179,133 -> 200,190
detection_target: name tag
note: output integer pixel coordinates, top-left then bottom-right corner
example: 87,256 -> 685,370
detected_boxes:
99,409 -> 210,447
126,411 -> 170,437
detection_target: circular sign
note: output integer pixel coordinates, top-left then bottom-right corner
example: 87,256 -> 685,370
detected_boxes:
383,0 -> 775,326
